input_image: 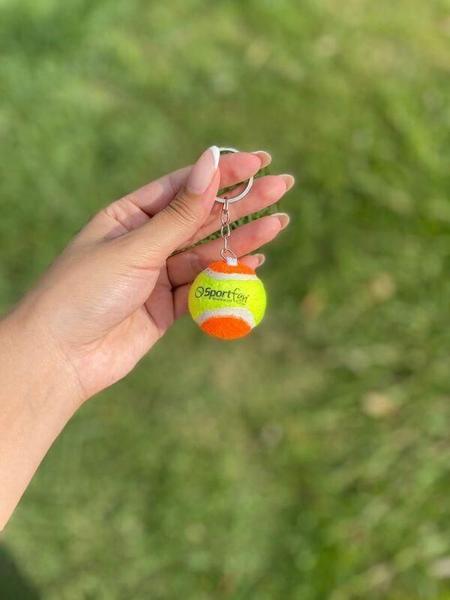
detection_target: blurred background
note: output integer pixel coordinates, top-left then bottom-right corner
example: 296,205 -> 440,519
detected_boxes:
1,0 -> 449,598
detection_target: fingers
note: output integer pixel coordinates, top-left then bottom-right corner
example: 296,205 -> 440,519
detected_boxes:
75,150 -> 271,245
120,147 -> 221,268
173,253 -> 266,319
125,150 -> 271,217
219,151 -> 271,190
185,174 -> 294,248
167,212 -> 290,288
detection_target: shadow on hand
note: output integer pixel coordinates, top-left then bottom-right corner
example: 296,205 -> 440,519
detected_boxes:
0,544 -> 40,599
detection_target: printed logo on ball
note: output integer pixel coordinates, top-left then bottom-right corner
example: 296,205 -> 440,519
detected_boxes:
195,285 -> 249,306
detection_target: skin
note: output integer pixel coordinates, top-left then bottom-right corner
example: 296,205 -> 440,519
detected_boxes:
0,148 -> 293,529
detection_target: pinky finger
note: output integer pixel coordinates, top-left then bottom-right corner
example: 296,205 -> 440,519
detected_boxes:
239,253 -> 266,270
173,253 -> 266,319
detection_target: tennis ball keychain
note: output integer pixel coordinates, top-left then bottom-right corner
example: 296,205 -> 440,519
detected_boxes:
188,147 -> 267,340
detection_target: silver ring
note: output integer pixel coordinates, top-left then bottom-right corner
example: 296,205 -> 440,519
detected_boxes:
215,147 -> 254,204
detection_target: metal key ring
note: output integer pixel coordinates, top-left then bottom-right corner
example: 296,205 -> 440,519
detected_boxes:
215,147 -> 254,204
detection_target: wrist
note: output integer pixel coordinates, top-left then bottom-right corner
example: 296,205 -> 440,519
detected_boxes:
0,308 -> 85,529
0,306 -> 85,414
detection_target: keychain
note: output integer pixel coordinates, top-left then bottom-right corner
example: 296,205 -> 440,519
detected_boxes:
188,147 -> 267,340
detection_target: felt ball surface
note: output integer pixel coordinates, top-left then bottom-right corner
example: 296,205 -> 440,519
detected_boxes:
188,260 -> 267,340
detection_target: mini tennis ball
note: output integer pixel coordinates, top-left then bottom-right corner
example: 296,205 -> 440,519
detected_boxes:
188,260 -> 266,340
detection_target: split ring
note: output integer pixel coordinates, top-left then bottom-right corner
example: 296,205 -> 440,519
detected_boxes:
215,147 -> 254,204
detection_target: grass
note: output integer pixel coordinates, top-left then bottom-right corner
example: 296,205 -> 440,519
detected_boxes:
1,0 -> 449,598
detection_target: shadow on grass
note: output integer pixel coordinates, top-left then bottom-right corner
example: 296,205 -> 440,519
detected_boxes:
0,544 -> 40,599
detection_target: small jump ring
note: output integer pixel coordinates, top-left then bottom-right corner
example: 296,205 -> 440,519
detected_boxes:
215,147 -> 254,204
220,247 -> 238,262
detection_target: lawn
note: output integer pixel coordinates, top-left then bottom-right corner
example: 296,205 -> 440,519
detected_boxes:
1,0 -> 449,598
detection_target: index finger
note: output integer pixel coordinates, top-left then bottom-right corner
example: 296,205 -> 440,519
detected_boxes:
75,150 -> 271,245
123,150 -> 271,216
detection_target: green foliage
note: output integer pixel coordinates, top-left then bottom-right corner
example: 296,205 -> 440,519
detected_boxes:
1,0 -> 449,598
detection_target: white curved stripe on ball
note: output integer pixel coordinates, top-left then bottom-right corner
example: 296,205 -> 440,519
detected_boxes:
203,268 -> 258,281
196,307 -> 256,328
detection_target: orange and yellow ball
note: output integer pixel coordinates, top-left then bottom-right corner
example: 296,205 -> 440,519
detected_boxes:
188,260 -> 266,340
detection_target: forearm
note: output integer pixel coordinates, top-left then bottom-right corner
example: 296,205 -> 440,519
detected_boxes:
0,310 -> 82,530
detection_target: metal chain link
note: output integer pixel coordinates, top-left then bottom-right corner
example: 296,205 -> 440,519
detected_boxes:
220,199 -> 237,263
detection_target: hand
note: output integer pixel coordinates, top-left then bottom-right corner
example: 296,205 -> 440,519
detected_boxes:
9,147 -> 293,404
0,147 -> 293,527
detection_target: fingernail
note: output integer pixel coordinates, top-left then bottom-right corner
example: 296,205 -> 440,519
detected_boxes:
254,253 -> 266,266
272,212 -> 290,230
252,150 -> 272,168
281,174 -> 295,191
186,146 -> 220,194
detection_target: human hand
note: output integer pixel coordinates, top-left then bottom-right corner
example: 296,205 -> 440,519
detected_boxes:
9,147 -> 293,404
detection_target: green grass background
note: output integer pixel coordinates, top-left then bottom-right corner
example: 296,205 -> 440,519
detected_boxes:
1,0 -> 450,598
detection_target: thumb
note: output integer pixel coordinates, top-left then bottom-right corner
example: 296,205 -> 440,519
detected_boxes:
123,146 -> 220,266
